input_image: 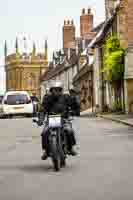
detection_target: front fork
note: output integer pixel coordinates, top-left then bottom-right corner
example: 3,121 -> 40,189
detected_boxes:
49,127 -> 67,157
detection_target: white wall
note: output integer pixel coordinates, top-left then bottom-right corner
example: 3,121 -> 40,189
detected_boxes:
93,48 -> 101,108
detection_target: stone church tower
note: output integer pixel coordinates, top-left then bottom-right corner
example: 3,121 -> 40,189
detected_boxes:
5,39 -> 48,98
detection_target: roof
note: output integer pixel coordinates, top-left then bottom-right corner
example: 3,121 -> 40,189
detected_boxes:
92,22 -> 105,33
41,64 -> 64,82
82,4 -> 120,56
73,63 -> 93,83
88,4 -> 121,48
41,53 -> 79,82
73,54 -> 94,83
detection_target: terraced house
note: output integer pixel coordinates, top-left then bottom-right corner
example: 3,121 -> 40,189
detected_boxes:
77,0 -> 133,113
41,8 -> 96,99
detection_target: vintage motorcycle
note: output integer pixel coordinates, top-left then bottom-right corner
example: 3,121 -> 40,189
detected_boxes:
33,113 -> 73,171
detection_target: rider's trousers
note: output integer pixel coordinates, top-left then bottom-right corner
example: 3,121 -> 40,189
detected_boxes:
41,122 -> 76,151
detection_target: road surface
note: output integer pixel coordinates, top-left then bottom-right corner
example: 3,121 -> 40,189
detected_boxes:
0,117 -> 133,200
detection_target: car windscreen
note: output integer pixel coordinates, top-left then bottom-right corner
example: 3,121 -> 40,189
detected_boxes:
6,94 -> 29,105
0,96 -> 3,104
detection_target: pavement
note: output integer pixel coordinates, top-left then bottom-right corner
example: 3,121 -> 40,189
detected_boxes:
1,117 -> 133,199
80,108 -> 96,117
97,113 -> 133,127
80,108 -> 133,127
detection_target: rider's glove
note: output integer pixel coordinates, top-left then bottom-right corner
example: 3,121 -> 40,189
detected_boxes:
38,120 -> 43,126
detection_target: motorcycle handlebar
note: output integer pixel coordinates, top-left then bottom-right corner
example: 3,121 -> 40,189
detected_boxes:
32,118 -> 44,126
32,119 -> 38,123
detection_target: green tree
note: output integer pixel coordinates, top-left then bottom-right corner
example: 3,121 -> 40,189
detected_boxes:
103,35 -> 125,111
103,35 -> 125,81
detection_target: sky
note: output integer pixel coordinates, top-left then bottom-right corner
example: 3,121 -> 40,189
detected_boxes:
0,0 -> 105,92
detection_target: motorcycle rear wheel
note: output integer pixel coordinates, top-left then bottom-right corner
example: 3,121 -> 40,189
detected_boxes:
53,157 -> 61,171
60,157 -> 66,167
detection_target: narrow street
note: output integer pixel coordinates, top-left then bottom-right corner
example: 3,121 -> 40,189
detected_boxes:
0,117 -> 133,200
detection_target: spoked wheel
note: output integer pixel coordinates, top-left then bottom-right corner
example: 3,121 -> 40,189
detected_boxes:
60,157 -> 66,167
53,153 -> 66,170
59,140 -> 66,168
51,136 -> 61,172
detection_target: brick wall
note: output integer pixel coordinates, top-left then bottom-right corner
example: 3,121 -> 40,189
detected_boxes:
63,20 -> 76,49
117,0 -> 133,48
80,8 -> 94,39
118,0 -> 128,48
127,0 -> 133,46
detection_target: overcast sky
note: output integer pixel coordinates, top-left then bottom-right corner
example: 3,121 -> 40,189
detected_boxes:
0,0 -> 105,92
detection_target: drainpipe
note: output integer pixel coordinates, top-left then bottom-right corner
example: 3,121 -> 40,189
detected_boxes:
123,52 -> 126,113
91,70 -> 94,113
39,66 -> 42,100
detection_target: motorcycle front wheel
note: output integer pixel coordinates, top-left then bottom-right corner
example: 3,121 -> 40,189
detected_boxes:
51,135 -> 61,171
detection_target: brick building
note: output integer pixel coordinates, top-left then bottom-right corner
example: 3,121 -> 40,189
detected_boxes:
41,8 -> 96,100
72,9 -> 102,111
63,20 -> 76,49
91,0 -> 127,112
80,8 -> 96,40
104,0 -> 133,112
85,0 -> 133,113
123,0 -> 133,112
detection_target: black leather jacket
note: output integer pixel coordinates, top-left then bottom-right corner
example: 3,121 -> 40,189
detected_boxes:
41,94 -> 71,117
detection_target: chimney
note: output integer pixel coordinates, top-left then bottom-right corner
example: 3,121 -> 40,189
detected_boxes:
82,8 -> 85,15
63,19 -> 76,49
80,8 -> 94,38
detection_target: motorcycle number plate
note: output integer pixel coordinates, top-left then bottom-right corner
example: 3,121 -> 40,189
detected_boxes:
49,116 -> 61,128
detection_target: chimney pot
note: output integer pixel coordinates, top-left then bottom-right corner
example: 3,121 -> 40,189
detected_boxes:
67,20 -> 70,25
71,20 -> 74,25
64,20 -> 66,25
88,8 -> 91,14
82,8 -> 85,15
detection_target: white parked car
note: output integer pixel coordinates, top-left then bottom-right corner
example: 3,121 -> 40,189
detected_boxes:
0,95 -> 4,116
2,91 -> 33,118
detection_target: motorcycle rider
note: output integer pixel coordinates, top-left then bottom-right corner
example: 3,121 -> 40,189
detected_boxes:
40,81 -> 77,160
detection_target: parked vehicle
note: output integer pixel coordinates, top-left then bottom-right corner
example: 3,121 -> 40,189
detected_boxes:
33,113 -> 73,171
2,91 -> 33,118
0,95 -> 4,116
